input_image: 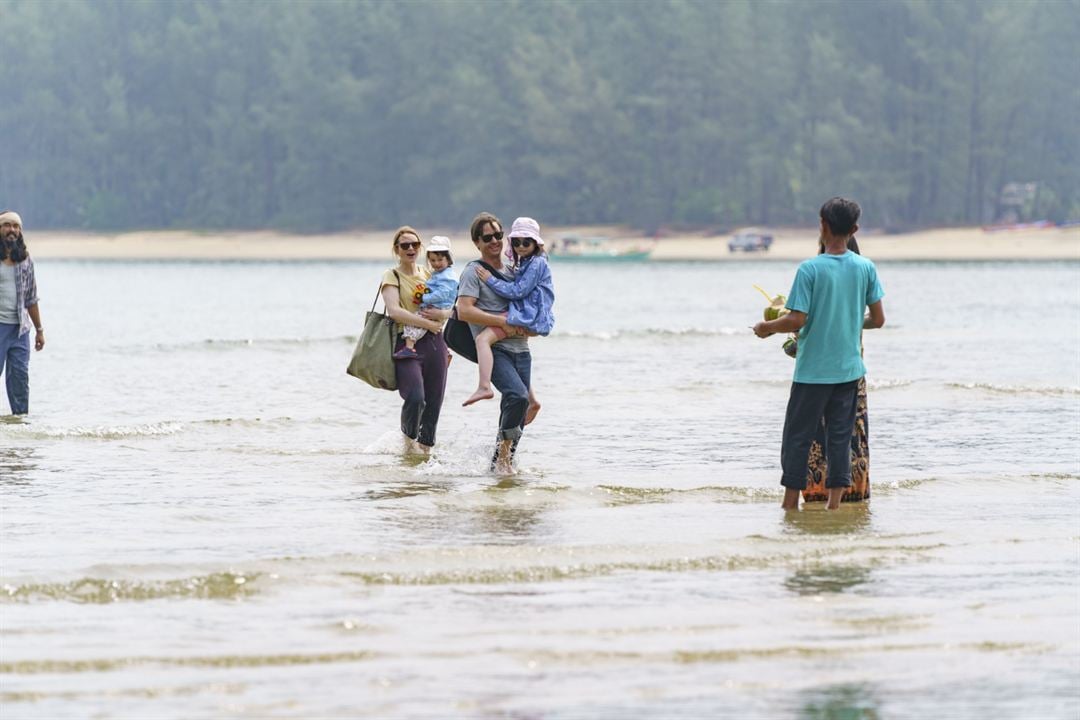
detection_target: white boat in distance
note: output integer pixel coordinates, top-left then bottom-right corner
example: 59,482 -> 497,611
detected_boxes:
549,235 -> 655,261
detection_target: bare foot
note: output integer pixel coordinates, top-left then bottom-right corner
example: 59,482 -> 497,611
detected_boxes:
492,440 -> 515,475
463,388 -> 494,407
524,399 -> 541,426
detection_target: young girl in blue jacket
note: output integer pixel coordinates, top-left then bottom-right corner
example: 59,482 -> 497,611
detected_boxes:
464,217 -> 554,413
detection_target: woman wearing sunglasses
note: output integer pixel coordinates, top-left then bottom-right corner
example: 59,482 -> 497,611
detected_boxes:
379,226 -> 450,454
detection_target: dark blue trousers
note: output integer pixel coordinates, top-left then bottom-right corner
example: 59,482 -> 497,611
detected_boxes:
0,323 -> 30,415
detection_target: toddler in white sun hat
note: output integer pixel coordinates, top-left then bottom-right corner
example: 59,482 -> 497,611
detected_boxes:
393,235 -> 458,360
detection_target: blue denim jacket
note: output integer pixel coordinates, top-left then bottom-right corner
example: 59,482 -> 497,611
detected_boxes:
484,255 -> 555,336
420,268 -> 458,309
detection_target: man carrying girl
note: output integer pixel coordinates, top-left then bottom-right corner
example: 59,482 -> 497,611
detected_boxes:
456,214 -> 553,473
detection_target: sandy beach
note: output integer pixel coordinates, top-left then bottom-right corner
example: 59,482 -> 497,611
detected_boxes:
26,224 -> 1080,261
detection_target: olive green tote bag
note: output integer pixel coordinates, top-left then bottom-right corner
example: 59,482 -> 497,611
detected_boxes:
346,280 -> 398,391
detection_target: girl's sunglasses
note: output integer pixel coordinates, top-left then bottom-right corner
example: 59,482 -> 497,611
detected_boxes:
510,237 -> 535,248
396,241 -> 421,250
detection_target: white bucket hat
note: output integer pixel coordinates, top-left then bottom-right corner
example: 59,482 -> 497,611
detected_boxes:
508,217 -> 544,246
427,235 -> 452,254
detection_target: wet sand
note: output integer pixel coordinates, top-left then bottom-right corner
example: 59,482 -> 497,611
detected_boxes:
27,225 -> 1080,261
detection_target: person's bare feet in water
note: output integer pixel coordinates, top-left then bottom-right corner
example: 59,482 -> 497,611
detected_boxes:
402,436 -> 431,457
463,386 -> 494,407
524,398 -> 541,426
493,439 -> 514,475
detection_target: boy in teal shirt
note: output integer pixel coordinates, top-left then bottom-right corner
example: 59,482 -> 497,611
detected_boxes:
754,198 -> 886,510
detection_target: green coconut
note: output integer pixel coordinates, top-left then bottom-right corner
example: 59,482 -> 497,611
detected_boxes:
754,285 -> 789,321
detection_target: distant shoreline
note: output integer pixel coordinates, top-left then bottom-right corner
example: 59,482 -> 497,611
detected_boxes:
27,225 -> 1080,262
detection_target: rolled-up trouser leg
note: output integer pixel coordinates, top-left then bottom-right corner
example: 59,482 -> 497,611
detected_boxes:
491,346 -> 530,442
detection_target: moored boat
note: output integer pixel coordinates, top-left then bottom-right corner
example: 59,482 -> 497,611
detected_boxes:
550,235 -> 654,261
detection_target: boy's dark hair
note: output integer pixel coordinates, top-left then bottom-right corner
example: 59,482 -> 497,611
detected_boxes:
470,212 -> 501,244
819,197 -> 861,237
428,250 -> 453,266
819,236 -> 861,255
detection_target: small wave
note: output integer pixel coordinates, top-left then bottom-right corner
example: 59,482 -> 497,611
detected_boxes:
1,572 -> 257,604
1028,472 -> 1080,481
196,416 -> 296,428
673,641 -> 1043,664
597,484 -> 780,504
0,650 -> 374,675
3,422 -> 185,440
560,327 -> 744,340
152,335 -> 356,352
500,640 -> 1043,667
867,378 -> 913,391
338,547 -> 896,586
947,382 -> 1080,396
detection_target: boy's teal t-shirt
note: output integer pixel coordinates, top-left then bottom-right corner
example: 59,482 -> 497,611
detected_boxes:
786,251 -> 884,384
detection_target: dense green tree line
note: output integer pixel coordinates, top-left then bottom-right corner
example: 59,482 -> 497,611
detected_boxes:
1,0 -> 1077,232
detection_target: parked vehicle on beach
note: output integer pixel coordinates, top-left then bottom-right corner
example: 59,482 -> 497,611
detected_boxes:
728,230 -> 774,252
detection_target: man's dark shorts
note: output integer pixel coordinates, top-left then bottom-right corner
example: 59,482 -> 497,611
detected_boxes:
780,379 -> 860,491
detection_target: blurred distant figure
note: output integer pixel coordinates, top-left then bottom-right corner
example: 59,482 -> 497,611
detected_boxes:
0,211 -> 45,415
753,198 -> 885,510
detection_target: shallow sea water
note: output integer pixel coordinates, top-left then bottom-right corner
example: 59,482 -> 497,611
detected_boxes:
1,258 -> 1078,718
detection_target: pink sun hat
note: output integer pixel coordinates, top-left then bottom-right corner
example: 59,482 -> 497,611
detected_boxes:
508,217 -> 544,246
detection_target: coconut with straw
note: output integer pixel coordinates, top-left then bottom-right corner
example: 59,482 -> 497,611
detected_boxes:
753,285 -> 798,358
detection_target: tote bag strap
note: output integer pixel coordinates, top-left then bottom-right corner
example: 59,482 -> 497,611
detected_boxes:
372,270 -> 402,312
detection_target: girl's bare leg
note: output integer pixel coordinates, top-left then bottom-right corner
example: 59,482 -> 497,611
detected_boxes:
463,328 -> 498,406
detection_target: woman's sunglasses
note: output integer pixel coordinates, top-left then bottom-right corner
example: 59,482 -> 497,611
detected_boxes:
510,237 -> 535,248
481,231 -> 504,243
396,241 -> 421,250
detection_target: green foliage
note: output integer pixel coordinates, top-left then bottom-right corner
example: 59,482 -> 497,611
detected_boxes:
0,0 -> 1075,231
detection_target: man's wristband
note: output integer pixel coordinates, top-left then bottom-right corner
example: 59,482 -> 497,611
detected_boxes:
35,327 -> 43,332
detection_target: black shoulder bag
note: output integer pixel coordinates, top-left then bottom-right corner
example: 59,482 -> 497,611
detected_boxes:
444,260 -> 509,363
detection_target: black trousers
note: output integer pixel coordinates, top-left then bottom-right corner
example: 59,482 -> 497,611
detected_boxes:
780,379 -> 861,490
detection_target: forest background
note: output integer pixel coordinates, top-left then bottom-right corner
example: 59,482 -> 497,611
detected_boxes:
1,0 -> 1077,234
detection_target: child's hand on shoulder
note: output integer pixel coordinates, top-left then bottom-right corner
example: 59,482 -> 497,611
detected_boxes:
476,266 -> 490,282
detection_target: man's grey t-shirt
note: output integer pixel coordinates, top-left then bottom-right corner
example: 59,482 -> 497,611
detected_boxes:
0,264 -> 18,325
457,260 -> 530,354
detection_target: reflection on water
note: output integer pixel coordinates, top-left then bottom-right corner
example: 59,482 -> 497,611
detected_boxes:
798,683 -> 882,720
785,564 -> 874,596
0,446 -> 36,487
358,479 -> 454,501
783,502 -> 873,536
476,478 -> 545,541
